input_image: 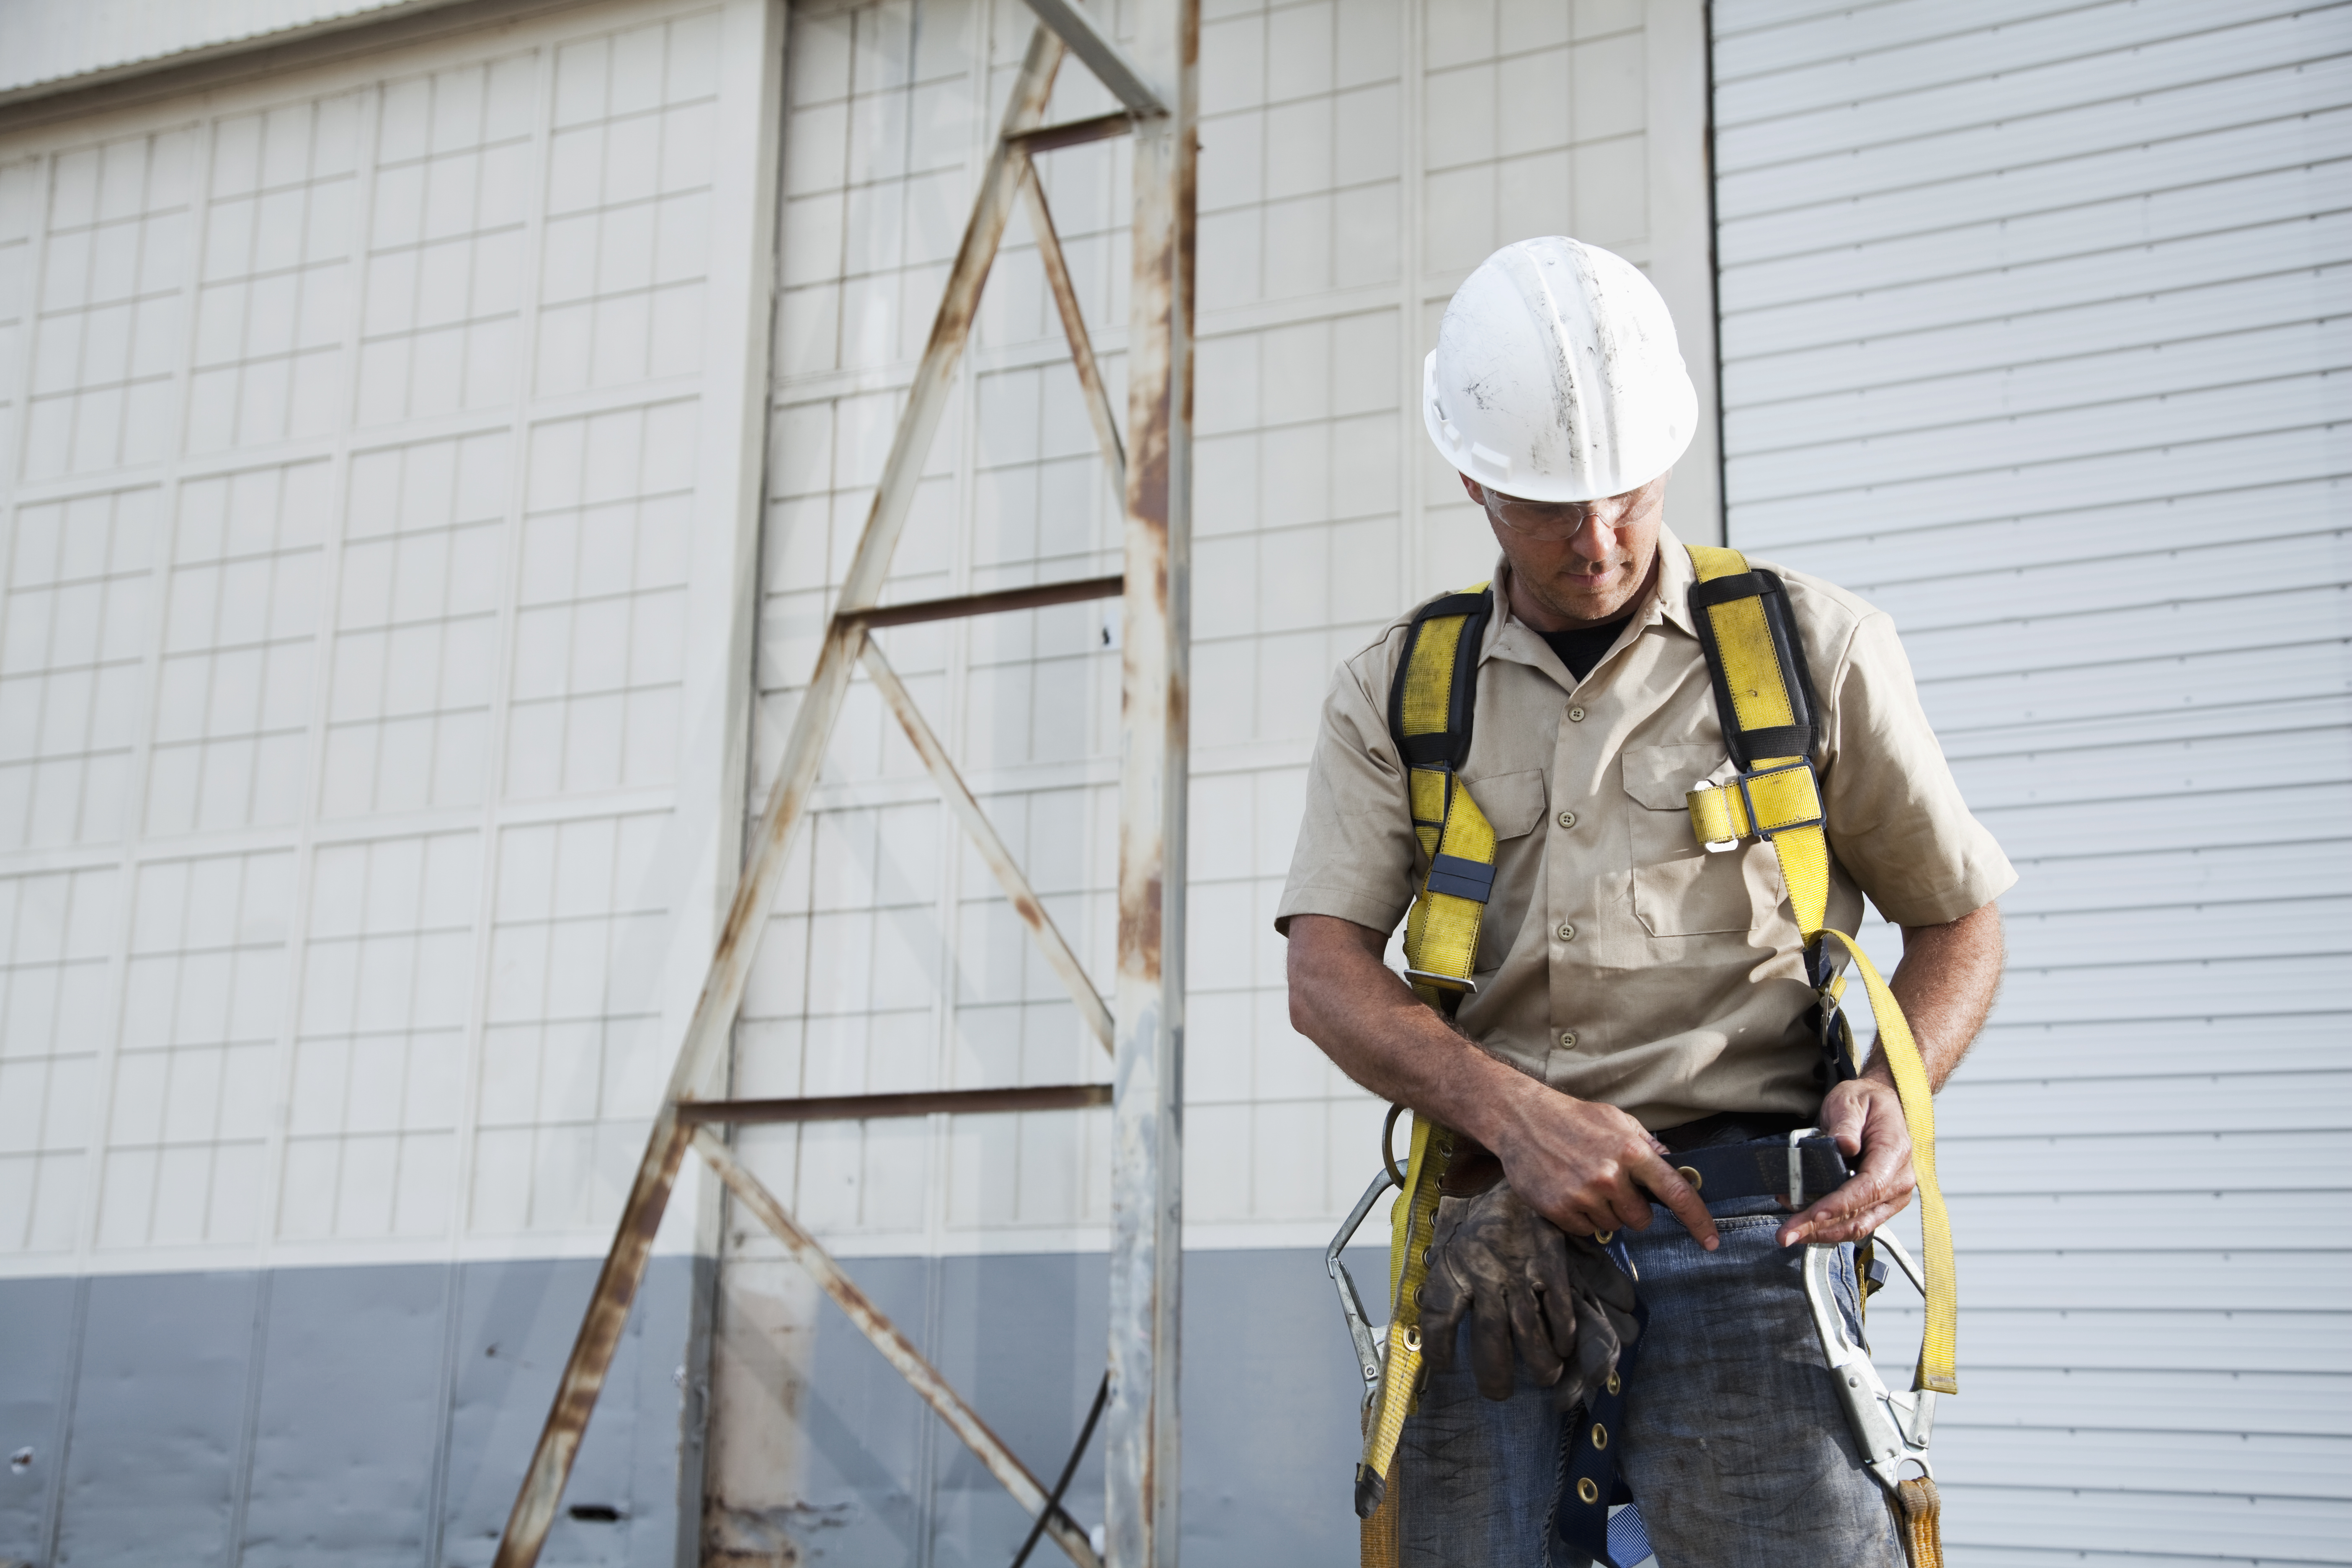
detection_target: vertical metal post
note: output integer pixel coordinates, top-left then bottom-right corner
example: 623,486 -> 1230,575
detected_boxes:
1106,0 -> 1195,1562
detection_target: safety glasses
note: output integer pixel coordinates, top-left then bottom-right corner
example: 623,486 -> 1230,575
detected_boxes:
1483,483 -> 1660,543
1488,498 -> 1604,542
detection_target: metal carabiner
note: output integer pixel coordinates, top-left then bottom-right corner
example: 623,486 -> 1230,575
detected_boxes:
1801,1226 -> 1937,1495
1326,1166 -> 1397,1411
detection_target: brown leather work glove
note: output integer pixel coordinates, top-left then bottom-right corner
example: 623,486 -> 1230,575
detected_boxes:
1419,1181 -> 1640,1412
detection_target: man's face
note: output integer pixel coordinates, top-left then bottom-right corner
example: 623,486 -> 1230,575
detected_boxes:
1462,472 -> 1667,629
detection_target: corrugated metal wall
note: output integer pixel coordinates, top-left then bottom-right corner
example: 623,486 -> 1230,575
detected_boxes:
1711,1 -> 2350,1561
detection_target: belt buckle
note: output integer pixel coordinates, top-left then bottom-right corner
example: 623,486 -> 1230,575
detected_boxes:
1787,1126 -> 1818,1209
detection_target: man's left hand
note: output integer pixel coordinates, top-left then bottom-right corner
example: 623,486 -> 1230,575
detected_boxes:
1777,1075 -> 1915,1247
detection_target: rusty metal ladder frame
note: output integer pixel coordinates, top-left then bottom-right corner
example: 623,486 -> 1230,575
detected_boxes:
489,2 -> 1196,1564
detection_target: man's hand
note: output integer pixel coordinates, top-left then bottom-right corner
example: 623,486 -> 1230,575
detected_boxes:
1777,900 -> 2003,1248
1778,1075 -> 1914,1247
1489,1088 -> 1719,1251
1285,913 -> 1720,1251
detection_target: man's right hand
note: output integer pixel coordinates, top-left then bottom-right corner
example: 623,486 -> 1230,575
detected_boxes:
1488,1083 -> 1720,1250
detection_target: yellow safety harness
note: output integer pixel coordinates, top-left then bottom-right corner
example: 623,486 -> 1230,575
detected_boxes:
1355,549 -> 1956,1566
1352,585 -> 1492,1538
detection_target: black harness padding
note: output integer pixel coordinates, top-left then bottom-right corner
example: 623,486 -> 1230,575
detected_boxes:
1686,568 -> 1825,769
1385,589 -> 1492,769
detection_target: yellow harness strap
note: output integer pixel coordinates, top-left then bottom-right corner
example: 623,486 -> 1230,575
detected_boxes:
1684,544 -> 1958,1398
1355,1113 -> 1452,1532
1392,584 -> 1499,1005
1357,587 -> 1496,1549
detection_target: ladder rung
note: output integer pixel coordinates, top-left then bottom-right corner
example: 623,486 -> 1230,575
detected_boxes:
1008,111 -> 1134,155
678,1084 -> 1113,1124
841,574 -> 1123,630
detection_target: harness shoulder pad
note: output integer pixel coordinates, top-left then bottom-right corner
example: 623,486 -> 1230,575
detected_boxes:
1686,564 -> 1826,770
1385,586 -> 1491,771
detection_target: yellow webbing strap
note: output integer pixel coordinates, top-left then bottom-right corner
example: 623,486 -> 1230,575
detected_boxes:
1360,588 -> 1496,1556
1818,929 -> 1958,1395
1357,1115 -> 1452,1528
1890,1477 -> 1944,1568
1398,608 -> 1469,738
1402,772 -> 1497,999
1684,544 -> 1958,1399
1685,761 -> 1824,842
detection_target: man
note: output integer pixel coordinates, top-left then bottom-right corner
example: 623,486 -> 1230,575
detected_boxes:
1277,237 -> 2011,1564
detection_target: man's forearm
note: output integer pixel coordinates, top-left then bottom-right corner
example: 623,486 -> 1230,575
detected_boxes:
1878,900 -> 2004,1091
1287,912 -> 1719,1240
1283,913 -> 1542,1148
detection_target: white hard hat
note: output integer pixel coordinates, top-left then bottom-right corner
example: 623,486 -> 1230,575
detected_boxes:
1423,237 -> 1698,503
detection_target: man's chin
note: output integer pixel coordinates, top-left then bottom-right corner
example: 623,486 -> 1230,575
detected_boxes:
1553,577 -> 1634,619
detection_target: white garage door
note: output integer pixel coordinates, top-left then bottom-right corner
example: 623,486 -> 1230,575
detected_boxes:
1712,1 -> 2350,1562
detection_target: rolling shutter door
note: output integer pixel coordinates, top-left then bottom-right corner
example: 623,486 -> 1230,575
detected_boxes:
1712,2 -> 2351,1561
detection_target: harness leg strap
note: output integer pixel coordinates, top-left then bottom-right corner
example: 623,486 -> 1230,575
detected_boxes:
1890,1476 -> 1943,1568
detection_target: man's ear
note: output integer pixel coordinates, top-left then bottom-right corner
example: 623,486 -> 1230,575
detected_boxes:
1459,473 -> 1486,507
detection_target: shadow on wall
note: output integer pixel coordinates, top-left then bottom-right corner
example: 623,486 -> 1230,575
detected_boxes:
0,1256 -> 706,1568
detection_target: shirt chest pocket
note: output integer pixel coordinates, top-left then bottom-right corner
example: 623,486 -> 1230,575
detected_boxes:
1620,744 -> 1763,937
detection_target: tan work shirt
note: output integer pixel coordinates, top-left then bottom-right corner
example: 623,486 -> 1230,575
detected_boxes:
1276,524 -> 2016,1128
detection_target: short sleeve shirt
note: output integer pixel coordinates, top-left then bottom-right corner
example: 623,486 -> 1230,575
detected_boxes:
1275,524 -> 2017,1129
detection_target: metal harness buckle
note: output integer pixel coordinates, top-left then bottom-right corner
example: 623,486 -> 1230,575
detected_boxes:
1738,760 -> 1824,841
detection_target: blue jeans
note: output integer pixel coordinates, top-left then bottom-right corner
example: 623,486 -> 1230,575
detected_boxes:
1394,1197 -> 1902,1567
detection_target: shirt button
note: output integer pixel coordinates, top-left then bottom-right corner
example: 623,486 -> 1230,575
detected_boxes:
1555,922 -> 1576,942
1559,1031 -> 1578,1049
1556,810 -> 1576,829
1567,706 -> 1586,722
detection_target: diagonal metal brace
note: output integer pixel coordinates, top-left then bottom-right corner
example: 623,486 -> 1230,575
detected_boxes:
1019,0 -> 1166,116
1019,155 -> 1126,488
861,638 -> 1117,1053
693,1130 -> 1104,1568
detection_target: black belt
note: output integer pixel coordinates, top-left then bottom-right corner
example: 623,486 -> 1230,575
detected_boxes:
1663,1134 -> 1852,1206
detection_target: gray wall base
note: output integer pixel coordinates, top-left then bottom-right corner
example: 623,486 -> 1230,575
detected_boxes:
0,1255 -> 709,1568
3,1246 -> 1375,1568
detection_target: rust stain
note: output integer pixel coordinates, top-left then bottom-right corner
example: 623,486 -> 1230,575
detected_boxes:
1119,872 -> 1164,984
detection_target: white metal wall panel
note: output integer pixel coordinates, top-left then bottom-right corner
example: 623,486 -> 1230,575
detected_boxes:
0,0 -> 781,1278
1712,0 -> 2350,1560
